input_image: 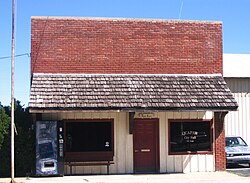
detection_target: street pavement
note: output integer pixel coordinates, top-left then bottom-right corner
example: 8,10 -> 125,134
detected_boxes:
227,164 -> 250,177
1,172 -> 250,183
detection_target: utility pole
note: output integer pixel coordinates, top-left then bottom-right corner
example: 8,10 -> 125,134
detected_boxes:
11,0 -> 16,182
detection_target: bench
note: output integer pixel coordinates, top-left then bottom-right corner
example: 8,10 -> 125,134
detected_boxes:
65,161 -> 114,175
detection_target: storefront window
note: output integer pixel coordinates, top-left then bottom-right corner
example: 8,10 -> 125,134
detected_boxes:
64,119 -> 114,162
66,121 -> 112,152
169,120 -> 212,154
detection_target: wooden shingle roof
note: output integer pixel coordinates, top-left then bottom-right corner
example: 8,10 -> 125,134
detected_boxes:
29,74 -> 238,112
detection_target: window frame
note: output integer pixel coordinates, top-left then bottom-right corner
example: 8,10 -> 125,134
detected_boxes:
168,119 -> 213,155
64,119 -> 114,162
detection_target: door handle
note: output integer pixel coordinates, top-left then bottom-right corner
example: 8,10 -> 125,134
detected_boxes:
141,149 -> 150,152
134,149 -> 139,153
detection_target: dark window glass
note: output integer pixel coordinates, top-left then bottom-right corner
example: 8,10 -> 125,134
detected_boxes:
170,121 -> 211,153
66,122 -> 112,152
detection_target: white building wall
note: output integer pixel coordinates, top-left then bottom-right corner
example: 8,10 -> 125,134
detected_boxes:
41,111 -> 214,174
225,78 -> 250,145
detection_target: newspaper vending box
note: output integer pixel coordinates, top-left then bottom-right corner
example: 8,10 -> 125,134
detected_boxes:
36,121 -> 64,176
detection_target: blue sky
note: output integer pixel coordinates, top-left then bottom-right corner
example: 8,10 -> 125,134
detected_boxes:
0,0 -> 250,107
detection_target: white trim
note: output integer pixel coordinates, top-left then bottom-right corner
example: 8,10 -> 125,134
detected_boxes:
32,73 -> 222,77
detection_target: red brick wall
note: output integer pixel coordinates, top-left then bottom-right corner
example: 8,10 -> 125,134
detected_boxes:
214,112 -> 226,171
31,17 -> 223,75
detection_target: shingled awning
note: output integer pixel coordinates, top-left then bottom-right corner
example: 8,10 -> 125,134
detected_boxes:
29,74 -> 238,112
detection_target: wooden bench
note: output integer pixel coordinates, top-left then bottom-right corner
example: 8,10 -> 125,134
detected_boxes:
65,161 -> 114,175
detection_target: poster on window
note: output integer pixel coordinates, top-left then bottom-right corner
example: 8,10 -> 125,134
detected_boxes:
36,121 -> 58,175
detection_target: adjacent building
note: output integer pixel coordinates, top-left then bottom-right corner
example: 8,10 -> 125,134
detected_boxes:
224,54 -> 250,144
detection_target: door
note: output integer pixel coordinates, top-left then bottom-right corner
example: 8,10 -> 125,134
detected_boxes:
133,119 -> 159,173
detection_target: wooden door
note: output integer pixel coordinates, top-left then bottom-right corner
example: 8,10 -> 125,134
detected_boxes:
133,119 -> 159,173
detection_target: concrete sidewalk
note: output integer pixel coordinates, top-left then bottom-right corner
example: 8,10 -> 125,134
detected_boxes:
1,172 -> 250,183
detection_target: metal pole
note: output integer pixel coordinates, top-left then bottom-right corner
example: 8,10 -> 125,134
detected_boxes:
11,0 -> 16,182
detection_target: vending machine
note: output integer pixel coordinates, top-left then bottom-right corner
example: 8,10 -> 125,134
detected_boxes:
36,121 -> 64,176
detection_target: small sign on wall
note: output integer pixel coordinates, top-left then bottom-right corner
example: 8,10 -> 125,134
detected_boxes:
135,112 -> 156,118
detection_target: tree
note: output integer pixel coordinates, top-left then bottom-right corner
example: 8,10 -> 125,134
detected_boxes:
13,100 -> 35,176
0,100 -> 35,177
0,103 -> 10,150
0,103 -> 10,177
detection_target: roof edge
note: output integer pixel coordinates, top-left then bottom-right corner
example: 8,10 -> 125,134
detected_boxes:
32,73 -> 223,77
31,16 -> 222,24
29,107 -> 238,114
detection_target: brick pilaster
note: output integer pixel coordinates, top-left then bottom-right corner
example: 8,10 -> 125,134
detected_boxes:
214,112 -> 226,171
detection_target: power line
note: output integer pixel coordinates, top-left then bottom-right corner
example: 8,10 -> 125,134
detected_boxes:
0,53 -> 30,60
179,1 -> 184,20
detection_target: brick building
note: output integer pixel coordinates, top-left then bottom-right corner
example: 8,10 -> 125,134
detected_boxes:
29,17 -> 237,175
